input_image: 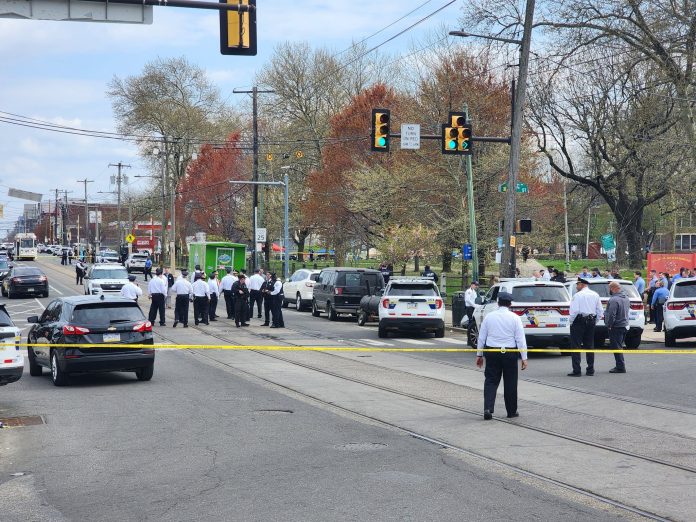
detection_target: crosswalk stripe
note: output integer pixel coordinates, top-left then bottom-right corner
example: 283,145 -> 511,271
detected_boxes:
438,338 -> 466,344
398,339 -> 433,346
358,339 -> 392,347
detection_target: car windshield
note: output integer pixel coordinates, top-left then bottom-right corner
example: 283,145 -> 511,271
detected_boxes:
674,280 -> 696,299
511,286 -> 568,302
15,267 -> 43,276
91,269 -> 128,279
0,260 -> 8,269
587,282 -> 640,299
0,308 -> 13,327
20,239 -> 34,247
71,303 -> 145,324
387,283 -> 438,297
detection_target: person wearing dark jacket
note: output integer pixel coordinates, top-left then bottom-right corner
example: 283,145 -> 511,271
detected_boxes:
232,274 -> 250,327
605,281 -> 630,373
421,265 -> 438,283
260,273 -> 273,326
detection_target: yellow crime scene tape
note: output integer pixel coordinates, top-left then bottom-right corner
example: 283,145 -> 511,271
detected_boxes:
15,342 -> 696,354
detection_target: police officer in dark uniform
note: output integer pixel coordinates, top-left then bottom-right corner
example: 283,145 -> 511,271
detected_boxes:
260,272 -> 273,326
476,291 -> 528,419
232,274 -> 250,327
421,265 -> 438,283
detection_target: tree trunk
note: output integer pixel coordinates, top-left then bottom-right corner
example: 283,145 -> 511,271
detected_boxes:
622,225 -> 645,269
294,228 -> 310,262
442,249 -> 452,272
414,256 -> 420,273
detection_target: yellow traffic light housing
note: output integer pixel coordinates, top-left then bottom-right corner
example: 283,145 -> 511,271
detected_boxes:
371,109 -> 390,152
220,0 -> 257,56
442,112 -> 472,155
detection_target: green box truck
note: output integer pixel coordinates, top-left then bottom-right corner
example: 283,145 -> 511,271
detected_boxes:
188,242 -> 247,275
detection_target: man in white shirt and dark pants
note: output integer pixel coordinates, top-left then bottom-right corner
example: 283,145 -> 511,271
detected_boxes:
192,273 -> 210,325
120,274 -> 143,302
207,270 -> 220,321
220,267 -> 237,320
248,269 -> 265,319
568,277 -> 604,376
476,292 -> 528,420
172,269 -> 193,328
147,267 -> 168,326
464,281 -> 479,325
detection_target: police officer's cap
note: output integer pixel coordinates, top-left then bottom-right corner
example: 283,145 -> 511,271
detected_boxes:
128,274 -> 137,281
577,277 -> 589,284
497,291 -> 513,302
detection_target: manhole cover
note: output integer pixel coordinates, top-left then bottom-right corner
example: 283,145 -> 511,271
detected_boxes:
335,442 -> 388,451
253,409 -> 294,414
0,416 -> 45,428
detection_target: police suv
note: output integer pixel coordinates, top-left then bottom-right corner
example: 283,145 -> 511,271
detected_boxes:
469,279 -> 571,350
663,277 -> 696,347
378,277 -> 445,338
565,278 -> 645,349
84,264 -> 130,296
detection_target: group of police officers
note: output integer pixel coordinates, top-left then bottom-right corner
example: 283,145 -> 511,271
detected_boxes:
119,266 -> 285,329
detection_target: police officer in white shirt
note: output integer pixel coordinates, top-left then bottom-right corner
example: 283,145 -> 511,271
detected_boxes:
172,269 -> 193,328
568,277 -> 604,376
192,273 -> 210,325
464,281 -> 479,325
269,272 -> 285,328
207,270 -> 220,321
147,267 -> 168,326
220,267 -> 237,320
248,269 -> 265,319
476,291 -> 528,420
120,274 -> 143,302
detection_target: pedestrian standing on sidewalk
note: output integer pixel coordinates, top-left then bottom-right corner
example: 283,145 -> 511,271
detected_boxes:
147,267 -> 167,326
172,269 -> 193,328
120,274 -> 142,302
269,272 -> 285,328
61,248 -> 68,265
476,291 -> 528,420
464,281 -> 479,325
207,270 -> 220,321
232,274 -> 249,327
605,281 -> 630,373
568,277 -> 603,376
192,272 -> 210,325
248,268 -> 265,319
220,267 -> 237,320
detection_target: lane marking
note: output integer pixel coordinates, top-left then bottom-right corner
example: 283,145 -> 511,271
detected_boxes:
33,298 -> 45,310
48,285 -> 63,295
359,339 -> 393,347
398,339 -> 433,346
437,338 -> 466,345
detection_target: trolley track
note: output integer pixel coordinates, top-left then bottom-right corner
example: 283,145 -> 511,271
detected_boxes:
154,325 -> 691,521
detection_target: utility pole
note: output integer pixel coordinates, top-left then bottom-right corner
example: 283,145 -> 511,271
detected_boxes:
77,179 -> 94,248
500,0 -> 535,278
109,162 -> 131,252
53,188 -> 59,244
463,106 -> 479,283
234,86 -> 274,269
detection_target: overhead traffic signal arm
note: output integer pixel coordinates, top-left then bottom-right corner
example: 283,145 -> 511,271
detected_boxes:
371,109 -> 391,152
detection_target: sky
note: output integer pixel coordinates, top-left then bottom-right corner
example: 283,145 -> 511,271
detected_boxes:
0,0 -> 464,235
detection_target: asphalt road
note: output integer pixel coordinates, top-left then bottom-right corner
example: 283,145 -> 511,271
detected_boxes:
0,257 -> 635,521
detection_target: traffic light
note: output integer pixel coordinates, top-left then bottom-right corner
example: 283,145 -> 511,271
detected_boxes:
441,112 -> 472,155
371,109 -> 390,152
516,219 -> 532,234
219,0 -> 257,56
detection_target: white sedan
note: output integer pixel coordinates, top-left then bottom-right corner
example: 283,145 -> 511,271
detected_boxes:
283,269 -> 320,311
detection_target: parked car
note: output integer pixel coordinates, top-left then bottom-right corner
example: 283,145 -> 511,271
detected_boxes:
2,266 -> 49,298
0,258 -> 11,281
312,267 -> 384,320
26,296 -> 155,386
663,277 -> 696,347
565,278 -> 645,349
375,277 -> 445,338
282,269 -> 320,311
0,305 -> 22,386
97,249 -> 120,264
84,264 -> 130,296
470,279 -> 571,350
125,253 -> 149,273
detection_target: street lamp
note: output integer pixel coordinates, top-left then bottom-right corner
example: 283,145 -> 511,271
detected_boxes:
450,0 -> 535,277
230,169 -> 290,280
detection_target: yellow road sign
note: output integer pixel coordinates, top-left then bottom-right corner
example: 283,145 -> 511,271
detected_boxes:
295,150 -> 304,159
266,153 -> 274,161
126,234 -> 135,243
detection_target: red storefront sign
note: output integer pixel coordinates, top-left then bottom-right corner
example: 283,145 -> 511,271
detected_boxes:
647,253 -> 696,275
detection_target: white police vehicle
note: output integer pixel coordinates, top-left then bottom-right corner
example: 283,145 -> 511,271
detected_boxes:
378,277 -> 445,338
663,277 -> 696,347
469,279 -> 571,350
84,263 -> 130,296
0,305 -> 23,386
565,278 -> 645,349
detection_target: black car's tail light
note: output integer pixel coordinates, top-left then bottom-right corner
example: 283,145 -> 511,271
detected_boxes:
63,325 -> 90,335
133,321 -> 152,333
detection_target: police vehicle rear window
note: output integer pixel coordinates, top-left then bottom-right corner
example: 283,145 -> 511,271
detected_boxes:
387,284 -> 438,297
673,280 -> 696,299
71,303 -> 145,324
91,269 -> 129,279
511,286 -> 568,302
587,282 -> 640,299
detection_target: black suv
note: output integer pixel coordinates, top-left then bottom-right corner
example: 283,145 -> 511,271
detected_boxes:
312,268 -> 384,320
26,296 -> 155,386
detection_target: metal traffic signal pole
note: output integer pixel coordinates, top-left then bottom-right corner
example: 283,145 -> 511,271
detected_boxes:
501,0 -> 535,277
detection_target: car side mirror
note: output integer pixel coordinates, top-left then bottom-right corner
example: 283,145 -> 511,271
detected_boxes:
27,315 -> 39,323
475,296 -> 483,305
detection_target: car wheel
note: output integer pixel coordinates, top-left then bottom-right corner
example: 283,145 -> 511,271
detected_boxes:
295,294 -> 303,311
435,326 -> 445,338
7,288 -> 14,299
28,346 -> 42,376
43,290 -> 49,298
467,321 -> 479,348
312,299 -> 320,317
624,332 -> 641,350
327,302 -> 337,321
357,310 -> 367,326
378,324 -> 387,338
50,350 -> 69,386
136,362 -> 154,381
665,330 -> 677,348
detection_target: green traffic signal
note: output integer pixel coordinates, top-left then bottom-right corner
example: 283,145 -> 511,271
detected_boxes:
378,137 -> 387,147
448,139 -> 457,150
